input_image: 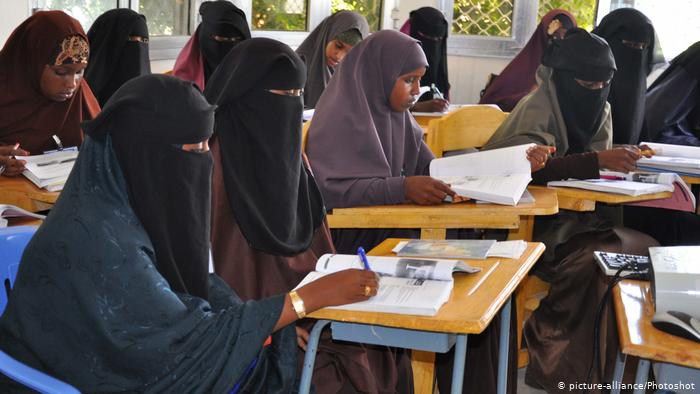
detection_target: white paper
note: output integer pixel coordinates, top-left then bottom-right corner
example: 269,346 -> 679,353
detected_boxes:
430,143 -> 534,177
487,240 -> 527,259
642,142 -> 700,160
547,179 -> 673,196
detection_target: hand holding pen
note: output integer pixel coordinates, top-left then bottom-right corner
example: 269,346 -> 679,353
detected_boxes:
358,247 -> 380,297
0,143 -> 29,176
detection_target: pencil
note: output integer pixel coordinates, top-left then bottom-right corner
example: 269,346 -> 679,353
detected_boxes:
468,261 -> 500,296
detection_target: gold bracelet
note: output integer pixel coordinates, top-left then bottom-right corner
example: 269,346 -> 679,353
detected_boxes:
288,290 -> 306,319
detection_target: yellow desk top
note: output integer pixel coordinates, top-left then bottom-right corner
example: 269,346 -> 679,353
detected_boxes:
681,175 -> 700,185
308,238 -> 546,335
613,280 -> 700,369
327,187 -> 559,230
529,185 -> 672,212
0,176 -> 58,212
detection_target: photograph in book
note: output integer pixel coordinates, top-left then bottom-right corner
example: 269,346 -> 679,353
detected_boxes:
395,239 -> 496,259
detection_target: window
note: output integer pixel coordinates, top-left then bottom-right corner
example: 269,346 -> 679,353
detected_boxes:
451,0 -> 514,37
538,0 -> 598,31
33,0 -> 118,30
252,0 -> 309,31
139,0 -> 192,36
331,0 -> 383,32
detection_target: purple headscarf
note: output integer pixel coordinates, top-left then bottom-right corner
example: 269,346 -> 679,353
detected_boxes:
306,30 -> 432,209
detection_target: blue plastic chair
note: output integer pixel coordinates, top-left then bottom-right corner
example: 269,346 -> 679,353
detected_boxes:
0,226 -> 81,394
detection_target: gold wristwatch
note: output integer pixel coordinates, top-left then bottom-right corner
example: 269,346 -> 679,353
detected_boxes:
288,290 -> 306,319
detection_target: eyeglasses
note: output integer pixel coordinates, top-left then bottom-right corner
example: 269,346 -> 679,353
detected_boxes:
267,89 -> 304,97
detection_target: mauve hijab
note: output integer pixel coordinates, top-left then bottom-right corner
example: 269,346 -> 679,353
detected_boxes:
295,11 -> 369,108
479,9 -> 576,112
306,30 -> 430,209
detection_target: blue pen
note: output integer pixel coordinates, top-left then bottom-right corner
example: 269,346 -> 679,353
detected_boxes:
357,247 -> 372,270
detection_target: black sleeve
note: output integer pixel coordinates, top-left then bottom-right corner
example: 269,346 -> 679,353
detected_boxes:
532,151 -> 600,185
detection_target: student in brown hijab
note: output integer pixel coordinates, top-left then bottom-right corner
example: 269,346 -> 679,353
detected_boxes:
295,10 -> 369,108
205,37 -> 413,394
0,11 -> 100,160
479,9 -> 576,112
484,29 -> 658,391
308,29 -> 547,394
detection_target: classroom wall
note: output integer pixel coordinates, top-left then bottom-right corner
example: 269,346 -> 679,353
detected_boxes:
0,0 -> 513,103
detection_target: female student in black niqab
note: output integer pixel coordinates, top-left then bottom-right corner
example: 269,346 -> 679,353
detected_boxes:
592,8 -> 664,144
0,74 -> 378,393
85,8 -> 150,106
403,7 -> 450,113
205,37 -> 413,394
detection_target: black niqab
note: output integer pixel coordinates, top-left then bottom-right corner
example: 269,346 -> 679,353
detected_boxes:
198,1 -> 251,83
85,8 -> 151,106
205,38 -> 325,256
88,74 -> 214,299
593,8 -> 663,144
409,7 -> 449,101
0,74 -> 297,393
543,28 -> 616,154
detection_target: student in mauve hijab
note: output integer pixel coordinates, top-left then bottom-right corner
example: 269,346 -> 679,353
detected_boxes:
85,8 -> 151,106
401,7 -> 451,113
0,74 -> 378,393
0,11 -> 100,170
307,29 -> 556,394
172,1 -> 250,90
484,29 -> 659,392
295,10 -> 369,108
479,9 -> 576,112
205,37 -> 412,394
593,7 -> 664,145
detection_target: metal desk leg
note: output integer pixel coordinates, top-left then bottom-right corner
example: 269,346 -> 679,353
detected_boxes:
298,320 -> 331,394
611,351 -> 627,394
497,296 -> 512,394
451,334 -> 468,394
633,359 -> 651,394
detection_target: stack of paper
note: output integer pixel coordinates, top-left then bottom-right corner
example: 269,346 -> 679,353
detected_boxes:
16,150 -> 77,191
430,144 -> 534,205
0,204 -> 45,227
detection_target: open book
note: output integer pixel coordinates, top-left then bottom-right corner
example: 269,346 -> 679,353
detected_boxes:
0,204 -> 45,227
547,178 -> 673,196
296,254 -> 480,316
392,239 -> 527,260
637,142 -> 700,176
601,171 -> 695,212
16,150 -> 78,191
430,144 -> 534,205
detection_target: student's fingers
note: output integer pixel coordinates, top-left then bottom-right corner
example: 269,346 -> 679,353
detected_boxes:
295,326 -> 309,351
432,178 -> 455,196
11,148 -> 29,156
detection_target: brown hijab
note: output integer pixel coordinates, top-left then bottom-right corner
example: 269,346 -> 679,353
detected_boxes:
0,11 -> 100,153
306,30 -> 430,209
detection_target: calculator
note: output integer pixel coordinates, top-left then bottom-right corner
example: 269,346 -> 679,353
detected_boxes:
593,251 -> 651,279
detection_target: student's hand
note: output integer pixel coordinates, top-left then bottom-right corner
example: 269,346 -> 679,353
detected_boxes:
295,326 -> 309,351
0,144 -> 29,177
597,147 -> 642,173
411,99 -> 449,113
404,176 -> 456,205
527,145 -> 556,172
297,269 -> 379,312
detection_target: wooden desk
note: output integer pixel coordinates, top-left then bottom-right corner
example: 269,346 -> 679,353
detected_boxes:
299,238 -> 546,394
0,176 -> 57,212
529,185 -> 672,212
611,281 -> 700,394
326,187 -> 559,241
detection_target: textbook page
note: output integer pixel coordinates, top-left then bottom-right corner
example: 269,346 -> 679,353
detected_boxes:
0,204 -> 46,227
315,254 -> 479,282
297,271 -> 454,316
395,239 -> 495,259
430,143 -> 534,177
16,150 -> 77,189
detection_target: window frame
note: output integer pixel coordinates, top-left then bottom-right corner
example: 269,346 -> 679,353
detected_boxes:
439,0 -> 540,58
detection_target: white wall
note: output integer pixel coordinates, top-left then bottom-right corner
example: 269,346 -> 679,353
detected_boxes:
0,0 -> 514,103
